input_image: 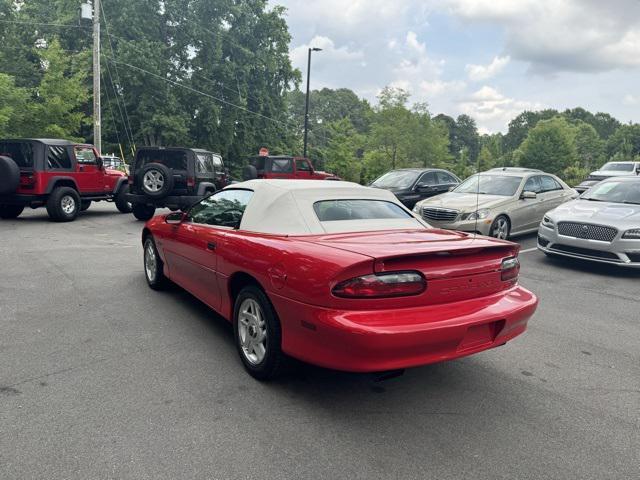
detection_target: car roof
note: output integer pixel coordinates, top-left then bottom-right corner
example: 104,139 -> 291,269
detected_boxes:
598,176 -> 640,182
387,168 -> 453,173
1,138 -> 74,146
225,180 -> 422,235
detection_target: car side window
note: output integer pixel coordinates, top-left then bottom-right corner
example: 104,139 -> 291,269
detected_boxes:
271,158 -> 293,173
296,159 -> 312,172
523,176 -> 542,193
419,172 -> 438,186
75,146 -> 97,164
187,189 -> 254,228
47,146 -> 72,169
540,175 -> 562,192
437,171 -> 456,184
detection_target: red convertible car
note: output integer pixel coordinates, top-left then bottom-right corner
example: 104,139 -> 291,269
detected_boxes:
142,180 -> 538,380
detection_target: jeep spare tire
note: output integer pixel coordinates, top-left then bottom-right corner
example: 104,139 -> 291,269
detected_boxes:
139,163 -> 173,198
0,156 -> 20,195
242,165 -> 257,181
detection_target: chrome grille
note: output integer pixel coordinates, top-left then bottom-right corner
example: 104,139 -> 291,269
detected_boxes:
421,207 -> 459,223
557,222 -> 617,242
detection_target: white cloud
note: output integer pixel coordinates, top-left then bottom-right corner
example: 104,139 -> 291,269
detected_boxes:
290,36 -> 363,65
446,0 -> 640,72
623,94 -> 639,106
465,56 -> 510,81
458,86 -> 544,131
419,79 -> 466,97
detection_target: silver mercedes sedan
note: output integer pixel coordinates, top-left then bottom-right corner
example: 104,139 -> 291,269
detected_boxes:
413,168 -> 577,239
538,177 -> 640,267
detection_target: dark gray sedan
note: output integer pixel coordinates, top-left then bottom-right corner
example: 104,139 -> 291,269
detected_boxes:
538,177 -> 640,267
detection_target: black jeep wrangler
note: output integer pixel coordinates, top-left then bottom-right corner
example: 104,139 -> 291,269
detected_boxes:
126,147 -> 228,221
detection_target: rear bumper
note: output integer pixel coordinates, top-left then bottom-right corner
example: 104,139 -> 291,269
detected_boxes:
270,286 -> 538,372
126,193 -> 202,209
0,194 -> 45,207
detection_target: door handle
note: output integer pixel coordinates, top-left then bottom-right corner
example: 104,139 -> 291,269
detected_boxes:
207,242 -> 216,251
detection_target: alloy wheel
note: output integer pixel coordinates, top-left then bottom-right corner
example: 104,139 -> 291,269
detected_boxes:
61,195 -> 76,215
492,217 -> 509,239
143,170 -> 165,192
237,298 -> 267,365
144,241 -> 157,282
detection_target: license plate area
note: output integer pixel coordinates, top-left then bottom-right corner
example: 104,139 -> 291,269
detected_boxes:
458,320 -> 505,351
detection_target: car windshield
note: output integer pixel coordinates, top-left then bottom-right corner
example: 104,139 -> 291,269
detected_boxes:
454,175 -> 523,196
314,200 -> 412,221
371,171 -> 419,189
600,162 -> 635,172
581,181 -> 640,204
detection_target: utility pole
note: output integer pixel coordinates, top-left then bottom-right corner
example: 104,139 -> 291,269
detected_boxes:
303,47 -> 322,159
92,0 -> 101,154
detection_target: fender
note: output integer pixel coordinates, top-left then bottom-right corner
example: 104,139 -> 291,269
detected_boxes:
45,176 -> 79,194
196,182 -> 217,196
113,176 -> 128,194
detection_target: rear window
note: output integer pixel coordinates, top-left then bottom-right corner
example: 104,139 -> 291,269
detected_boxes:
0,142 -> 34,168
314,200 -> 411,221
137,150 -> 188,170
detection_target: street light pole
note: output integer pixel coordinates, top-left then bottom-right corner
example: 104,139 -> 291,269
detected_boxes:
92,0 -> 101,154
303,47 -> 321,159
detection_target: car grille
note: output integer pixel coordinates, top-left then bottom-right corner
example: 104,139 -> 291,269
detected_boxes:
557,222 -> 617,242
421,207 -> 459,223
551,244 -> 621,261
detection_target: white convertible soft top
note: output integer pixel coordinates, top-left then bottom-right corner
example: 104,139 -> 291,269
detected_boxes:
225,179 -> 427,235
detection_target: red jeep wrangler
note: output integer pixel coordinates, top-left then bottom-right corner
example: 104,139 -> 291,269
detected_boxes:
242,155 -> 339,181
0,138 -> 131,222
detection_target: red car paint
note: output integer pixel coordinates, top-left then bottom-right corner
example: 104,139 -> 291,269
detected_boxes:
248,156 -> 339,180
144,217 -> 538,373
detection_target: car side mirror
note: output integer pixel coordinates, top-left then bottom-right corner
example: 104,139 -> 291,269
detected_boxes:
521,191 -> 537,200
415,182 -> 430,192
96,157 -> 104,170
165,212 -> 184,224
448,185 -> 456,192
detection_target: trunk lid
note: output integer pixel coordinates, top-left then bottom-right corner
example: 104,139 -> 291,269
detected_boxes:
301,229 -> 520,306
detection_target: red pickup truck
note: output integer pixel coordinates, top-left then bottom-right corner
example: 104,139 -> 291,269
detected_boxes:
242,155 -> 339,181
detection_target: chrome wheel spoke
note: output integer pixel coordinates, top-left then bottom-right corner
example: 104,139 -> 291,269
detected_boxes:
238,298 -> 268,365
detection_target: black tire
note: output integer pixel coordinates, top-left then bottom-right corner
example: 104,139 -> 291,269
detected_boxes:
0,204 -> 24,219
143,236 -> 168,290
115,185 -> 133,213
489,215 -> 511,240
242,165 -> 258,181
80,200 -> 92,211
139,163 -> 173,198
0,156 -> 20,195
233,285 -> 284,381
46,187 -> 80,222
132,203 -> 156,221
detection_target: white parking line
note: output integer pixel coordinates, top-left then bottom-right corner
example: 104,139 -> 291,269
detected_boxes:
520,247 -> 538,254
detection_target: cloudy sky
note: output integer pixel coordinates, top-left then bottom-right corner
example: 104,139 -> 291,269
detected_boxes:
269,0 -> 640,133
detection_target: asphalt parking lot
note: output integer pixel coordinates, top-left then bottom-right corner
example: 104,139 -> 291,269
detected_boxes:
1,203 -> 638,480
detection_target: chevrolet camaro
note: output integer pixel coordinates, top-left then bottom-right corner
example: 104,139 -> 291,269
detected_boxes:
141,180 -> 538,380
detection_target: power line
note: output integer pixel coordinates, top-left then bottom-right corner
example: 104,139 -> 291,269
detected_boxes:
100,1 -> 136,151
0,19 -> 88,29
106,56 -> 296,129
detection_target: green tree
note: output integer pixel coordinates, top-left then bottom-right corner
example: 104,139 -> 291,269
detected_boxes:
504,109 -> 558,152
518,117 -> 577,176
574,121 -> 604,170
21,39 -> 90,140
0,73 -> 29,137
605,124 -> 640,161
323,118 -> 364,182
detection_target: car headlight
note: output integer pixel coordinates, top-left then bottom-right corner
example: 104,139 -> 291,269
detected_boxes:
464,208 -> 490,221
542,216 -> 555,228
622,228 -> 640,239
413,204 -> 421,213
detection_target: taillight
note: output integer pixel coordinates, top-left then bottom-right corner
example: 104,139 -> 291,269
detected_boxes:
501,256 -> 520,281
20,174 -> 36,186
128,175 -> 133,185
332,271 -> 426,298
187,176 -> 195,187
